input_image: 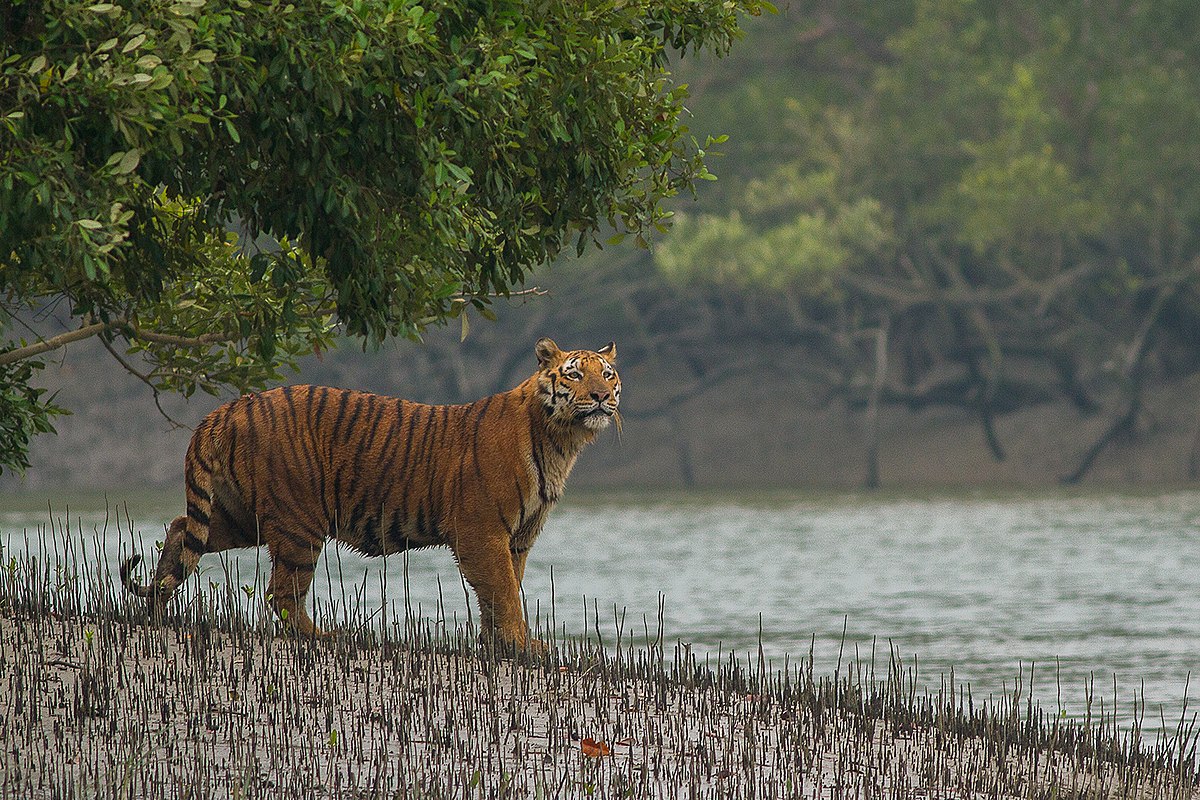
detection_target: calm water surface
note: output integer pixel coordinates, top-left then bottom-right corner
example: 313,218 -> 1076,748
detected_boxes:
2,489 -> 1198,731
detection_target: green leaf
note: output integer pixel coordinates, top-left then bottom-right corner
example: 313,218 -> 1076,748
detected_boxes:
112,149 -> 141,175
122,34 -> 148,53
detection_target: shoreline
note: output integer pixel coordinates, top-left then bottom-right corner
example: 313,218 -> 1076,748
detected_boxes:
2,603 -> 1197,799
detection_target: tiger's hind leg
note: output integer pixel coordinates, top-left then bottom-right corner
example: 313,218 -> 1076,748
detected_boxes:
265,533 -> 326,637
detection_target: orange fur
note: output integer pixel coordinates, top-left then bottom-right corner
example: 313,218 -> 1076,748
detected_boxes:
121,339 -> 619,648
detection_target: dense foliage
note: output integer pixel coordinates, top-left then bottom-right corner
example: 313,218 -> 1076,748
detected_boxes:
659,0 -> 1200,482
0,0 -> 768,473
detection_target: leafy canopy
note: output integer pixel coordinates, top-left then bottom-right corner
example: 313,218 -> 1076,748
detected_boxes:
0,0 -> 771,474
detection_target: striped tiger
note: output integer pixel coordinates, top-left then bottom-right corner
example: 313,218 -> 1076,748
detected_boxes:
120,338 -> 620,649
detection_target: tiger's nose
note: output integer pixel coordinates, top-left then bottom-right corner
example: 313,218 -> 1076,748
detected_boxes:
590,390 -> 610,403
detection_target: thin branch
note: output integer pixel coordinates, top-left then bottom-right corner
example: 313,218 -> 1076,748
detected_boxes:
98,336 -> 191,431
502,286 -> 548,299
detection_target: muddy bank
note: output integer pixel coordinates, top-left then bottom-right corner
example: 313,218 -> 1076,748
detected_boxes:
6,614 -> 1199,799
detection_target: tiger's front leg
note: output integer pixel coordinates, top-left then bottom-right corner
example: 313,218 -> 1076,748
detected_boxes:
456,534 -> 544,654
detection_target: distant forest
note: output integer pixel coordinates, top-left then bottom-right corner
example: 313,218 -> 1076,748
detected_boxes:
10,2 -> 1200,492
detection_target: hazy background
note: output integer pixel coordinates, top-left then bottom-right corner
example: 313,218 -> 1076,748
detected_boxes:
7,4 -> 1200,493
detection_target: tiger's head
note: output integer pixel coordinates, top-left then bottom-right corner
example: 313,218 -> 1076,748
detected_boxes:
534,338 -> 621,432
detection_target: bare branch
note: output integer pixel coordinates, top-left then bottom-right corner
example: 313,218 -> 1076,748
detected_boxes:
502,286 -> 548,299
97,336 -> 191,431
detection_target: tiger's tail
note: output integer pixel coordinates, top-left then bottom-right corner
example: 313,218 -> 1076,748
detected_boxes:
120,515 -> 188,611
121,417 -> 219,611
119,553 -> 156,598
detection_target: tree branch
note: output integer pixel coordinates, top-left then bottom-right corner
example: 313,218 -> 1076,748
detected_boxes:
126,326 -> 236,348
0,321 -> 111,366
3,287 -> 537,368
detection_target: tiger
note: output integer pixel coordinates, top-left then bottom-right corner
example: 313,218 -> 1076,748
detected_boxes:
120,338 -> 620,650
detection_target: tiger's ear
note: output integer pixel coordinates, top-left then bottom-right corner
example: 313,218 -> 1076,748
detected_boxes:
597,341 -> 617,363
535,337 -> 562,366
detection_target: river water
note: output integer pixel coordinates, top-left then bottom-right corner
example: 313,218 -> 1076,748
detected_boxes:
2,489 -> 1197,732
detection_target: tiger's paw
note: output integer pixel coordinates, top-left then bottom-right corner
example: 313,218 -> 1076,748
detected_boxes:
481,630 -> 552,661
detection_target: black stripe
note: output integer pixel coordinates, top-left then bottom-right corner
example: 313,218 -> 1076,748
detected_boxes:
225,422 -> 239,471
386,508 -> 405,549
496,503 -> 514,535
312,386 -> 331,428
411,408 -> 438,523
396,400 -> 429,525
469,396 -> 494,487
371,404 -> 404,515
279,399 -> 311,475
338,398 -> 374,503
186,473 -> 210,502
261,388 -> 280,430
346,495 -> 368,538
398,402 -> 421,473
305,384 -> 318,423
437,405 -> 450,448
191,434 -> 214,475
396,404 -> 423,526
201,414 -> 227,472
186,502 -> 210,527
283,384 -> 303,436
360,513 -> 382,556
293,419 -> 321,494
183,530 -> 206,553
515,479 -> 526,527
343,394 -> 367,447
528,413 -> 547,503
356,395 -> 381,452
314,390 -> 332,521
330,389 -> 352,441
422,409 -> 443,535
377,400 -> 402,456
